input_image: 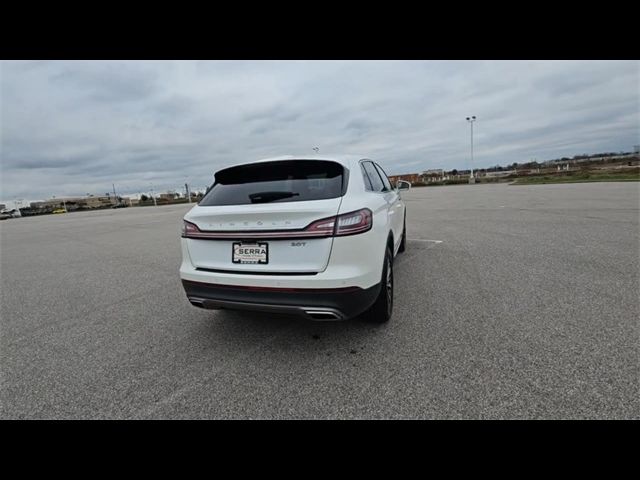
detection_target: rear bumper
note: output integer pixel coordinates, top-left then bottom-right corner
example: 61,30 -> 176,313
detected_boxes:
181,279 -> 380,320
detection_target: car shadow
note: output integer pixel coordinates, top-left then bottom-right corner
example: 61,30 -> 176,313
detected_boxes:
187,306 -> 390,355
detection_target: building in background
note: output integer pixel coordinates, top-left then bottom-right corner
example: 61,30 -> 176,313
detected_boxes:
421,169 -> 447,183
388,173 -> 421,185
20,195 -> 130,216
159,192 -> 180,201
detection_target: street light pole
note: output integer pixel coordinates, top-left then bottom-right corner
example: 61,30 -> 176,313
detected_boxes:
466,116 -> 476,184
13,198 -> 24,216
150,185 -> 157,207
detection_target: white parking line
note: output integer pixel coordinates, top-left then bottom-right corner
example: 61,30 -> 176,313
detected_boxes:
407,238 -> 444,244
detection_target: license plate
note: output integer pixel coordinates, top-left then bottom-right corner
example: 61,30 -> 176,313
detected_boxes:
232,242 -> 268,264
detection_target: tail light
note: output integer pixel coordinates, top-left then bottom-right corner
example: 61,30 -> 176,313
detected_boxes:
304,208 -> 372,237
181,220 -> 201,237
181,208 -> 372,239
334,208 -> 373,236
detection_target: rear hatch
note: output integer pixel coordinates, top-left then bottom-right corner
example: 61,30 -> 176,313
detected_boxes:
184,160 -> 346,274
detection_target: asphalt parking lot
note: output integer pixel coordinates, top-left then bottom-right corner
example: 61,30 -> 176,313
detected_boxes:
1,182 -> 639,419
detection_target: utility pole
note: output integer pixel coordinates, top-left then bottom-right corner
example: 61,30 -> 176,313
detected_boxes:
185,183 -> 191,203
150,185 -> 157,207
112,184 -> 117,206
13,198 -> 24,216
466,116 -> 476,184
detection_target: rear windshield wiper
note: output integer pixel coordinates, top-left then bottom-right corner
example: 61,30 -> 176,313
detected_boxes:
249,191 -> 300,203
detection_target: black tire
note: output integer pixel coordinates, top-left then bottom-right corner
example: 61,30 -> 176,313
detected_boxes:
365,246 -> 393,324
398,218 -> 406,253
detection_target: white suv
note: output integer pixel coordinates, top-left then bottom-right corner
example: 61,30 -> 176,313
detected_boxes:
179,155 -> 409,323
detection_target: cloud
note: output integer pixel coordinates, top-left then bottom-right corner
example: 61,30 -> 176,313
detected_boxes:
49,62 -> 159,103
1,60 -> 638,204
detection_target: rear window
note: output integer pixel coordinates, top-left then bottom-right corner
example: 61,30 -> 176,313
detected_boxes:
199,160 -> 345,206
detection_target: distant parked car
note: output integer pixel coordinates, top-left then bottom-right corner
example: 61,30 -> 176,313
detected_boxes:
1,209 -> 21,218
52,209 -> 66,214
112,203 -> 127,209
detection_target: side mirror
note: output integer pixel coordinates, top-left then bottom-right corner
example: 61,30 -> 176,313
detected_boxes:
397,180 -> 411,191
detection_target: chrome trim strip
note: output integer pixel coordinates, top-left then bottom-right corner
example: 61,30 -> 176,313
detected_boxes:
187,297 -> 346,321
184,229 -> 331,239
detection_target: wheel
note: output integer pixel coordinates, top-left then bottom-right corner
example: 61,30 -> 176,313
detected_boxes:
365,246 -> 393,323
398,218 -> 406,253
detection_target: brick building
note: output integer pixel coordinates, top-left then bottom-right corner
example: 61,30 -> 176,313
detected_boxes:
387,173 -> 421,185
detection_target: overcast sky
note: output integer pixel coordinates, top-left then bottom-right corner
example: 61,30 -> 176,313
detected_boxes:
1,60 -> 638,204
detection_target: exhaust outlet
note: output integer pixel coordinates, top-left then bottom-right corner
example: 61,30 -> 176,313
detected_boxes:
189,299 -> 205,308
305,310 -> 343,321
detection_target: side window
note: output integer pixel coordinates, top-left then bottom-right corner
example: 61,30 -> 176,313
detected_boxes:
374,163 -> 392,191
362,162 -> 385,192
360,163 -> 373,191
